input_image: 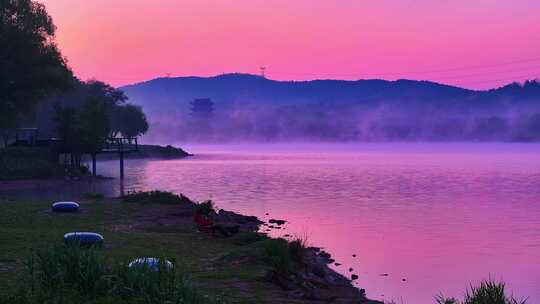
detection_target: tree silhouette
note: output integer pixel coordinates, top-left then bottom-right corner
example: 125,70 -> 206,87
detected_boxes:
0,0 -> 73,146
111,104 -> 149,138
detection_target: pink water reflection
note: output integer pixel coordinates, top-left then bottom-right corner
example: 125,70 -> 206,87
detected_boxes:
98,144 -> 540,303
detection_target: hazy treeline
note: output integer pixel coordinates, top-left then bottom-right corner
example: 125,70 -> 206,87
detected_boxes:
0,0 -> 148,149
126,75 -> 540,143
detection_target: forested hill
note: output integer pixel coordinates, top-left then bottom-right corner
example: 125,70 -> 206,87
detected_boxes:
121,74 -> 540,143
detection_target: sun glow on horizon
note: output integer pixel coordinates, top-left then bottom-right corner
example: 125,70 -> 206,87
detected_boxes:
38,0 -> 540,89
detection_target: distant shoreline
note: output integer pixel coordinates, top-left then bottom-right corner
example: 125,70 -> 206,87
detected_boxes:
96,144 -> 192,160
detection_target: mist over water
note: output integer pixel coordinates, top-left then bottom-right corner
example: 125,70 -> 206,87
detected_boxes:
92,143 -> 540,303
124,76 -> 540,144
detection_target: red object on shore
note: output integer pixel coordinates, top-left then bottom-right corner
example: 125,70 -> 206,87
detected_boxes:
194,213 -> 213,227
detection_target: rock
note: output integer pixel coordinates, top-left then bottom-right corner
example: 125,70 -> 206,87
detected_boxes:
319,251 -> 331,260
351,274 -> 359,280
380,273 -> 389,276
349,268 -> 353,272
402,278 -> 407,282
268,219 -> 286,225
215,209 -> 262,232
334,262 -> 341,266
352,254 -> 356,257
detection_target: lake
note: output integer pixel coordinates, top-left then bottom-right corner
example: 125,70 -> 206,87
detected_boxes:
24,143 -> 540,303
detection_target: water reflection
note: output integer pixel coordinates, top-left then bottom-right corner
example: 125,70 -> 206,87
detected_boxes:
2,143 -> 540,303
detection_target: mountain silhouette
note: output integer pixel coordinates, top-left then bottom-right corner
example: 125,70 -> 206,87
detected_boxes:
121,74 -> 540,142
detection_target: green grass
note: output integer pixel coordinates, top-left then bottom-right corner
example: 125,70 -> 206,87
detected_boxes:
435,280 -> 527,304
1,244 -> 223,304
0,197 -> 307,303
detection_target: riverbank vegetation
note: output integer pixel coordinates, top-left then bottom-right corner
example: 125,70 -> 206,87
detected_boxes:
0,192 -> 376,303
435,280 -> 526,304
0,0 -> 156,181
0,191 -> 530,303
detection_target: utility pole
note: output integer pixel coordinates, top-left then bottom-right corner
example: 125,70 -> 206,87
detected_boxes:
260,66 -> 266,78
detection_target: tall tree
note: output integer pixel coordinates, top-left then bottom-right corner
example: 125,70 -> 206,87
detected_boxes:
0,0 -> 73,146
111,104 -> 149,138
79,97 -> 111,155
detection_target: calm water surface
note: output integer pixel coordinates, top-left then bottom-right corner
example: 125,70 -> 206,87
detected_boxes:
35,144 -> 540,302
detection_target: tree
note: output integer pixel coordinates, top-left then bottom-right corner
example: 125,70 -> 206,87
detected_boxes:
83,80 -> 128,109
53,103 -> 79,151
111,104 -> 149,138
79,98 -> 110,155
52,98 -> 110,172
0,0 -> 73,146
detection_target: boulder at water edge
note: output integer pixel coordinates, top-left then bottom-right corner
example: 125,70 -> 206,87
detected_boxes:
64,232 -> 104,247
52,201 -> 80,213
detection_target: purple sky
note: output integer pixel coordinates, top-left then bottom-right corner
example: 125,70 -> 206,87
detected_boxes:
39,0 -> 540,89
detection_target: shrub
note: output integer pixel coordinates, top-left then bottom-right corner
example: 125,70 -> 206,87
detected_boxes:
122,190 -> 193,205
3,244 -> 224,304
435,294 -> 459,304
263,238 -> 293,274
195,200 -> 215,215
231,232 -> 266,246
464,280 -> 526,304
288,235 -> 308,264
84,192 -> 105,200
435,280 -> 527,304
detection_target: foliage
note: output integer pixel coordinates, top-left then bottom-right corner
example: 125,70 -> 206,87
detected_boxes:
1,244 -> 224,304
464,280 -> 526,304
111,104 -> 149,138
79,97 -> 111,154
83,192 -> 105,200
195,200 -> 216,216
263,238 -> 292,274
46,80 -> 148,160
52,96 -> 111,169
123,190 -> 193,205
0,0 -> 73,144
435,280 -> 527,304
262,237 -> 307,275
0,147 -> 62,180
435,294 -> 459,304
288,236 -> 308,264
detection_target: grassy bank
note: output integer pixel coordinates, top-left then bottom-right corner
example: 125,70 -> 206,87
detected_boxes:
0,193 -> 528,304
0,193 -> 365,303
0,148 -> 63,181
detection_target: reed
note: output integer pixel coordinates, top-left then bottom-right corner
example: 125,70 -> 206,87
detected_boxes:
2,244 -> 223,304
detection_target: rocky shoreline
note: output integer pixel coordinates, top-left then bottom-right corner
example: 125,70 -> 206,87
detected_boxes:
122,191 -> 381,304
215,210 -> 381,303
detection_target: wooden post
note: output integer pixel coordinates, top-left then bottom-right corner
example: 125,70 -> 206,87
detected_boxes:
119,151 -> 124,179
92,153 -> 97,177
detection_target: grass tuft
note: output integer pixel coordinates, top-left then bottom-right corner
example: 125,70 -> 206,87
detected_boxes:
435,280 -> 527,304
464,280 -> 526,304
1,244 -> 224,304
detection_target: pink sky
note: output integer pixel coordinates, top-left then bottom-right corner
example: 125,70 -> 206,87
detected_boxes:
39,0 -> 540,89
